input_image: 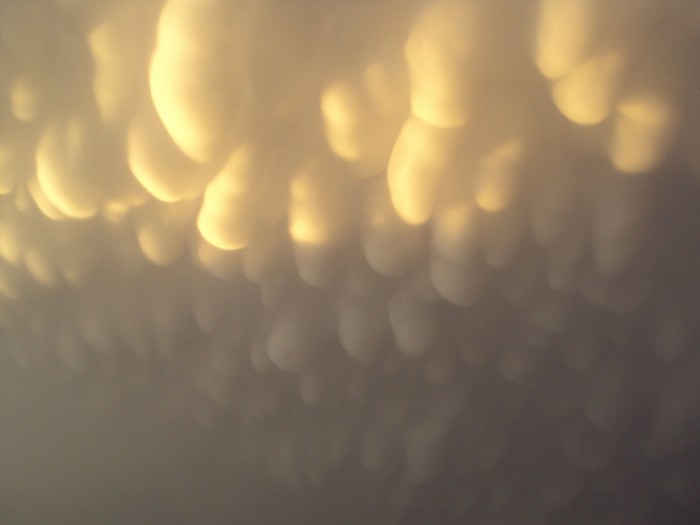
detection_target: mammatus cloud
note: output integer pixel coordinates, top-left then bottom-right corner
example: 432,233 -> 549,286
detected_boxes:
1,0 -> 700,523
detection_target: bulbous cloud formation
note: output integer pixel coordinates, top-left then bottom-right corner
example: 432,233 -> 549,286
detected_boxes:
1,0 -> 700,523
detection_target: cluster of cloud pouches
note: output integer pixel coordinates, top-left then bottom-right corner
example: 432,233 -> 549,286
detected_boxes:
2,0 -> 700,522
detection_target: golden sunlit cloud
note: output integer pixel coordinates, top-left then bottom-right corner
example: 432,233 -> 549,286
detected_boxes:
551,48 -> 627,126
388,117 -> 460,225
197,143 -> 262,251
405,0 -> 479,128
35,118 -> 101,219
535,0 -> 601,80
149,0 -> 242,164
474,140 -> 524,213
610,92 -> 679,174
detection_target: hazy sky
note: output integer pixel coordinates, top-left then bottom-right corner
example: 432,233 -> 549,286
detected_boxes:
1,0 -> 700,523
